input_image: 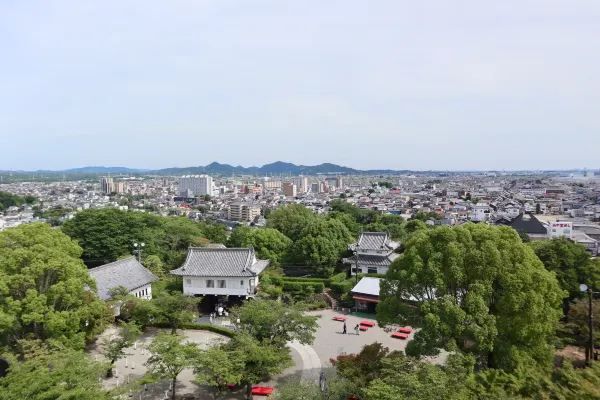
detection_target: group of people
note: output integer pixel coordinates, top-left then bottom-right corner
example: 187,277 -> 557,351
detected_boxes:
342,322 -> 360,335
208,305 -> 229,323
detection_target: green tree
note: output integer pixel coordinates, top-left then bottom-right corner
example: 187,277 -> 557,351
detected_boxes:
363,353 -> 474,400
403,219 -> 428,236
199,221 -> 228,244
0,348 -> 110,400
0,191 -> 35,212
194,346 -> 244,399
274,379 -> 322,400
288,219 -> 354,276
267,204 -> 318,241
410,211 -> 441,221
0,223 -> 111,351
62,208 -> 155,265
564,298 -> 600,348
153,291 -> 199,334
227,227 -> 292,266
145,333 -> 199,400
61,208 -> 216,268
530,237 -> 600,303
101,321 -> 141,377
378,224 -> 565,371
144,254 -> 166,278
226,333 -> 292,400
231,299 -> 318,348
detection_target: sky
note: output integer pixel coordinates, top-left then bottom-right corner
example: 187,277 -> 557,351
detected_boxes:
1,0 -> 599,171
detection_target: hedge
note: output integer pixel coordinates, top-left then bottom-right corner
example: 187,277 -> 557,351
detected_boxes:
281,277 -> 328,283
282,281 -> 325,293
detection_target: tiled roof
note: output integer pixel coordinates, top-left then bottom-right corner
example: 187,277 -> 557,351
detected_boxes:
89,256 -> 158,300
495,213 -> 547,234
170,247 -> 269,277
357,232 -> 389,250
344,253 -> 399,266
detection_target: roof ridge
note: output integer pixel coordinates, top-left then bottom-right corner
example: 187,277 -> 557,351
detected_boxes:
189,247 -> 251,251
89,256 -> 137,271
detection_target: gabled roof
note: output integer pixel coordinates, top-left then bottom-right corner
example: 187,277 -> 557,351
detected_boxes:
170,247 -> 269,277
495,213 -> 547,234
358,232 -> 389,249
352,232 -> 399,252
89,256 -> 158,300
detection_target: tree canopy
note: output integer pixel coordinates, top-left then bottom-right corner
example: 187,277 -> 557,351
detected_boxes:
267,204 -> 318,241
0,223 -> 111,351
61,208 -> 226,269
227,226 -> 292,266
231,299 -> 318,348
530,237 -> 600,303
146,333 -> 200,400
287,218 -> 354,276
0,347 -> 110,400
378,223 -> 565,371
0,191 -> 36,212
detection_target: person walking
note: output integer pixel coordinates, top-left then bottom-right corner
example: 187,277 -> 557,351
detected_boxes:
354,324 -> 360,335
342,322 -> 347,334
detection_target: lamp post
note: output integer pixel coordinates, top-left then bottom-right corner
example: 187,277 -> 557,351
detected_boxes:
133,242 -> 145,263
579,283 -> 597,365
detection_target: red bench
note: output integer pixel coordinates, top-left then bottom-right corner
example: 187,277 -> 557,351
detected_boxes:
359,326 -> 368,331
397,327 -> 412,334
252,386 -> 274,396
391,332 -> 409,339
332,315 -> 347,321
359,320 -> 375,327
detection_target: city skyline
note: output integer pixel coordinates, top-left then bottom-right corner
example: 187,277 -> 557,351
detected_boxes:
1,1 -> 599,171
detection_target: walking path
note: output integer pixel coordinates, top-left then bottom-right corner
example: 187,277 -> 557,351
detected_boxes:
287,341 -> 322,381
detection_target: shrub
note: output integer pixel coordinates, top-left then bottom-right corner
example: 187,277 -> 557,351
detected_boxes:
282,281 -> 325,294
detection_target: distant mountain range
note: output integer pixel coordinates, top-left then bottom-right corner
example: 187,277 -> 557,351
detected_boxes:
0,162 -> 404,177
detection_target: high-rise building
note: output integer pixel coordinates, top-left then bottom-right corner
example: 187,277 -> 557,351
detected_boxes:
100,177 -> 114,194
114,181 -> 127,194
282,182 -> 297,197
292,176 -> 309,193
179,175 -> 213,197
263,179 -> 282,191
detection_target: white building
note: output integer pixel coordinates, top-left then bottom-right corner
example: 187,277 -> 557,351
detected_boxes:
179,175 -> 213,197
291,176 -> 309,193
228,202 -> 261,222
88,257 -> 158,301
469,203 -> 491,222
343,232 -> 400,275
88,257 -> 158,316
170,247 -> 269,298
547,221 -> 573,239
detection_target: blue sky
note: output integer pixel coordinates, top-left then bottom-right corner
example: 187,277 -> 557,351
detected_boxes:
1,1 -> 599,171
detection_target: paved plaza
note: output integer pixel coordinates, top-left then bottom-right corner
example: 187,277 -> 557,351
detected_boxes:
309,309 -> 412,365
87,310 -> 429,399
89,327 -> 234,399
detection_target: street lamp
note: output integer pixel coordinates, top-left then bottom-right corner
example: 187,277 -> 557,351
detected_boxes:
133,242 -> 145,263
579,283 -> 598,365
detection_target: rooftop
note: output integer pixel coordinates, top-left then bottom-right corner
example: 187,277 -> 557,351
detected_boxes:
88,256 -> 158,300
170,247 -> 269,277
